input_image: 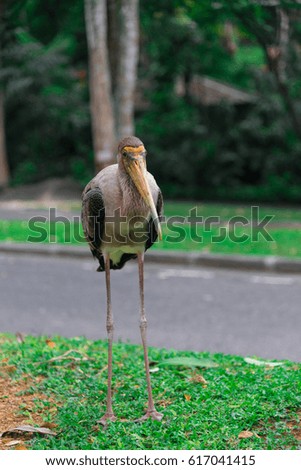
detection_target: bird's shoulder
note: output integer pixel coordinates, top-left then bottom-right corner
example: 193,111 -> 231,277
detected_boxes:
146,170 -> 158,187
82,164 -> 118,194
146,171 -> 162,205
82,164 -> 121,213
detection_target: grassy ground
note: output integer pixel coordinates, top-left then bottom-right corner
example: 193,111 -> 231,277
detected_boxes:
162,202 -> 301,223
0,334 -> 300,450
1,200 -> 301,257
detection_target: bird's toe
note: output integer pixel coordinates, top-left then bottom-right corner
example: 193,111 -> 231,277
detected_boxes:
136,410 -> 163,422
98,412 -> 117,426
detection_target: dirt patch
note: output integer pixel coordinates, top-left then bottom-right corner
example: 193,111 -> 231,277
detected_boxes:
286,411 -> 301,442
0,373 -> 57,450
255,411 -> 301,448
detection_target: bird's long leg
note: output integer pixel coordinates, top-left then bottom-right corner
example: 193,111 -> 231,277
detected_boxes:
137,252 -> 163,422
99,254 -> 117,426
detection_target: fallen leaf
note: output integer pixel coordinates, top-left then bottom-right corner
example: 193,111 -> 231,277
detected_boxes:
36,349 -> 90,365
5,440 -> 22,447
159,357 -> 217,369
244,357 -> 284,367
238,430 -> 253,439
157,398 -> 173,408
184,394 -> 191,401
40,422 -> 57,430
45,339 -> 56,348
0,425 -> 57,438
189,374 -> 208,385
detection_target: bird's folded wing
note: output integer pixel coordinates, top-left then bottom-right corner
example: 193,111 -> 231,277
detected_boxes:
81,187 -> 105,260
145,190 -> 163,251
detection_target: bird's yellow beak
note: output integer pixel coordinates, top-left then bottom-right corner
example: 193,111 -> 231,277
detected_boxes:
125,155 -> 162,241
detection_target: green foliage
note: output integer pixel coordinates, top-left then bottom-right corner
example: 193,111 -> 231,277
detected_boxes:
1,0 -> 92,186
137,0 -> 301,202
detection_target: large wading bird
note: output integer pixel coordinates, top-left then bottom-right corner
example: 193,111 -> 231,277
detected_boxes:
81,136 -> 163,425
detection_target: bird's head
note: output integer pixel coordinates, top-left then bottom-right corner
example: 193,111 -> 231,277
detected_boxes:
118,136 -> 162,240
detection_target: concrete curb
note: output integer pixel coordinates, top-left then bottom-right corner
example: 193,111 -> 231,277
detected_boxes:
1,242 -> 301,274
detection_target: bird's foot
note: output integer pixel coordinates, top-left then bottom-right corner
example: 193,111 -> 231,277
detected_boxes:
98,412 -> 117,426
136,409 -> 163,422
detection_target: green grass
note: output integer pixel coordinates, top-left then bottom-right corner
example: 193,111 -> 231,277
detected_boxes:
161,225 -> 301,258
1,202 -> 301,257
24,200 -> 301,222
0,220 -> 83,245
0,334 -> 300,450
162,201 -> 301,223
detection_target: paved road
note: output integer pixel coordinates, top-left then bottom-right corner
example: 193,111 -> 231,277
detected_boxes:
0,252 -> 300,362
0,207 -> 79,221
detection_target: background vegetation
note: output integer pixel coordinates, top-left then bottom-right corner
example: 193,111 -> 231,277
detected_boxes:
1,0 -> 301,202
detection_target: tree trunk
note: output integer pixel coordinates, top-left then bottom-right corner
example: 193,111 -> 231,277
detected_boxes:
107,0 -> 120,94
84,0 -> 116,172
266,9 -> 301,140
114,0 -> 139,139
232,6 -> 301,141
85,0 -> 139,171
0,91 -> 9,188
277,8 -> 289,83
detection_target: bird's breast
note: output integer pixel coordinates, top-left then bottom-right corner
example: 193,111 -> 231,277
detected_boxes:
102,211 -> 150,248
101,215 -> 148,266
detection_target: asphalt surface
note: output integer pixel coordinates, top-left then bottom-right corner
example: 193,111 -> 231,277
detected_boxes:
1,252 -> 301,362
0,207 -> 79,221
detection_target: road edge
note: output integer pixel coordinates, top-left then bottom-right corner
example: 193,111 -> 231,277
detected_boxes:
1,242 -> 301,273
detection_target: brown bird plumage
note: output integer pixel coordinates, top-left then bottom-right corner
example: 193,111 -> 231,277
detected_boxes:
81,136 -> 163,424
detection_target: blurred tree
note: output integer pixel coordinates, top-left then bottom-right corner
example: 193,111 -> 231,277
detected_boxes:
1,0 -> 91,186
84,0 -> 139,171
114,0 -> 139,139
1,0 -> 300,201
0,91 -> 9,188
226,1 -> 301,140
0,1 -> 10,188
137,0 -> 301,201
84,0 -> 115,171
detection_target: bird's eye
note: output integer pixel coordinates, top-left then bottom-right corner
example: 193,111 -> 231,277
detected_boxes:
122,151 -> 127,157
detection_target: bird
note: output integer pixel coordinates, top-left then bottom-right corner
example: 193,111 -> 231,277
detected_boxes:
81,136 -> 163,425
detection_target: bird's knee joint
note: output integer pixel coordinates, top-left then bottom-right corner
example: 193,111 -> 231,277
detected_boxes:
140,318 -> 147,330
106,321 -> 114,334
